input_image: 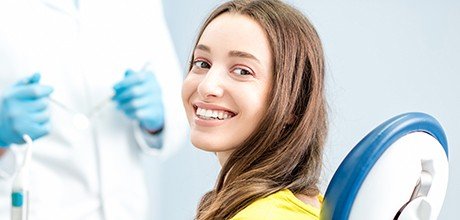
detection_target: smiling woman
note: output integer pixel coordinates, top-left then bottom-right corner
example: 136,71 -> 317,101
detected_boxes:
182,11 -> 273,162
181,0 -> 327,219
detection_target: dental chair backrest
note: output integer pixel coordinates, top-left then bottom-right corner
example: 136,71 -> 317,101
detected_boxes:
321,112 -> 449,220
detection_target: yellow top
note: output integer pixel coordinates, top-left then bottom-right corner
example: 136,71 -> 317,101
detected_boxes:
230,189 -> 322,220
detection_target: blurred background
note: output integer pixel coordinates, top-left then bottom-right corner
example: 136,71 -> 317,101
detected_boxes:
145,0 -> 459,219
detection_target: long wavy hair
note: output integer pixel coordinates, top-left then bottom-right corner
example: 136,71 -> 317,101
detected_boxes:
188,0 -> 327,219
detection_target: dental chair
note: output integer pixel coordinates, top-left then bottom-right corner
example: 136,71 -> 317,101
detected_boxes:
321,112 -> 449,220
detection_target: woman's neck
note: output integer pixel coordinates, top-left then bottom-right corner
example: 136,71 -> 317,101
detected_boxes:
295,193 -> 321,209
216,150 -> 234,166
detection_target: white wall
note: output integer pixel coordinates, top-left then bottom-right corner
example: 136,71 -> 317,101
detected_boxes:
158,1 -> 459,219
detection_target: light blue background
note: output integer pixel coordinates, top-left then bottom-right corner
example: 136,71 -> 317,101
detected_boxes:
151,1 -> 459,219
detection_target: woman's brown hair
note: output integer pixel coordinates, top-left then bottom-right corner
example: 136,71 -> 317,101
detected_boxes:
189,0 -> 327,219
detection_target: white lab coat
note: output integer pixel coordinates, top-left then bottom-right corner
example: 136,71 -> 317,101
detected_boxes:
0,0 -> 187,219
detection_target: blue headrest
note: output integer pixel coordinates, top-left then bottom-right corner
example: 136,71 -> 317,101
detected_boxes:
320,112 -> 448,220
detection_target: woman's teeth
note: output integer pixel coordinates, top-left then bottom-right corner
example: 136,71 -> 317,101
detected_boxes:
196,107 -> 233,120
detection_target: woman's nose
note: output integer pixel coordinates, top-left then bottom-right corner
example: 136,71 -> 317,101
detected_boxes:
197,67 -> 224,99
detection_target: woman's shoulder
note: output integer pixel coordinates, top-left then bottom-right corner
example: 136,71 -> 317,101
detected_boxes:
230,189 -> 322,220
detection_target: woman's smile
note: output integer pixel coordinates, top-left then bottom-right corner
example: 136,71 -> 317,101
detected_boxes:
192,102 -> 238,127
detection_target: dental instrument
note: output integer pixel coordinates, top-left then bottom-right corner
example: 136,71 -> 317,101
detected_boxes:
49,98 -> 91,130
48,62 -> 152,130
11,135 -> 33,220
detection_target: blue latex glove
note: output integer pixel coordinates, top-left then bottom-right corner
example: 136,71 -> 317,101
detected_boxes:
113,69 -> 164,132
0,73 -> 53,147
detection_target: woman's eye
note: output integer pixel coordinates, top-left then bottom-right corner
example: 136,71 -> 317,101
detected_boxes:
193,60 -> 211,69
233,67 -> 253,76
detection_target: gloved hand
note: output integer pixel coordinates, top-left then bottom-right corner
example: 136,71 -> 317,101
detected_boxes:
0,73 -> 53,147
113,69 -> 164,132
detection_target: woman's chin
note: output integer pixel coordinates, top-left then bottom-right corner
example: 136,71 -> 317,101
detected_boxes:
191,138 -> 234,153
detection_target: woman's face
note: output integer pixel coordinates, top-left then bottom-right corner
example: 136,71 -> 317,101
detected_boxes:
182,13 -> 273,162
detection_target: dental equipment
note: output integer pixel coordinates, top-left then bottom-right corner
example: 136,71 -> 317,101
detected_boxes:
86,96 -> 112,118
11,135 -> 34,220
321,112 -> 449,220
49,98 -> 92,130
48,62 -> 152,130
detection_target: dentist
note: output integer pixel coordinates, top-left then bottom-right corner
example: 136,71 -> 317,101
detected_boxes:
0,0 -> 186,219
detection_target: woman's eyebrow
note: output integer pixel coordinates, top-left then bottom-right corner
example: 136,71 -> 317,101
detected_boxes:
196,44 -> 211,52
195,44 -> 260,64
229,50 -> 260,64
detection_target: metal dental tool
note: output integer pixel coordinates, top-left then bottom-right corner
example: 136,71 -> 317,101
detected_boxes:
47,62 -> 151,128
